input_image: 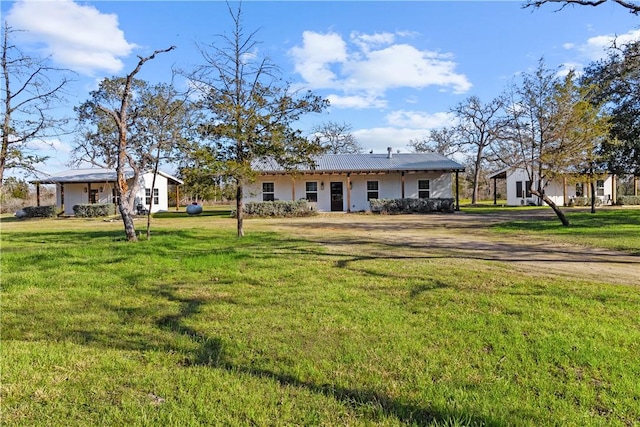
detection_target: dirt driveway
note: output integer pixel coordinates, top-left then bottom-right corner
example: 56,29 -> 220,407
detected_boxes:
258,210 -> 640,287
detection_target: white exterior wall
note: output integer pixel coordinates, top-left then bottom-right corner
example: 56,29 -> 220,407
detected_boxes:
59,182 -> 117,215
57,172 -> 173,215
505,168 -> 614,206
245,171 -> 455,212
505,169 -> 537,206
139,172 -> 170,213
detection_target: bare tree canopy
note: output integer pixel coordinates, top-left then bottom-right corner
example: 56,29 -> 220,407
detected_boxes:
1,22 -> 74,191
523,0 -> 640,14
312,121 -> 362,154
409,127 -> 459,157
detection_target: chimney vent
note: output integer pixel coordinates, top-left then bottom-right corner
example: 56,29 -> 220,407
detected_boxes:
387,147 -> 393,159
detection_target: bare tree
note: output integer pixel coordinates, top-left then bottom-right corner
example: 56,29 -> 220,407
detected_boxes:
312,121 -> 362,154
409,127 -> 460,157
186,3 -> 327,237
1,22 -> 73,192
452,96 -> 507,205
74,47 -> 175,242
523,0 -> 640,14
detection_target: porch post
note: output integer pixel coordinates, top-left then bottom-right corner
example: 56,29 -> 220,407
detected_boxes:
346,173 -> 351,213
563,176 -> 567,206
87,182 -> 92,203
612,174 -> 617,204
291,177 -> 296,201
401,172 -> 405,198
455,171 -> 460,211
493,177 -> 497,205
36,182 -> 41,206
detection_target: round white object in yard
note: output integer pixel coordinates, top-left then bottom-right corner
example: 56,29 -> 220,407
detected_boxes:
186,204 -> 202,215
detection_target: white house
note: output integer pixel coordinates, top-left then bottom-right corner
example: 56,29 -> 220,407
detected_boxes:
488,167 -> 615,206
34,168 -> 183,215
245,150 -> 465,212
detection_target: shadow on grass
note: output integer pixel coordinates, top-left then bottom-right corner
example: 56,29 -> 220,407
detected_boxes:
152,285 -> 504,427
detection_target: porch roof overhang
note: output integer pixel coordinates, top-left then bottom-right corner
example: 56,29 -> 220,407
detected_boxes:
32,168 -> 183,185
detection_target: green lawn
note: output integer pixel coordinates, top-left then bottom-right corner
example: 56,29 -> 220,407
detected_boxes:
1,212 -> 639,426
491,208 -> 640,254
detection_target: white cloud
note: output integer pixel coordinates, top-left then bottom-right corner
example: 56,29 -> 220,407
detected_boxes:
353,127 -> 428,153
289,30 -> 471,108
327,93 -> 387,109
353,110 -> 455,153
385,110 -> 457,129
7,0 -> 137,75
290,31 -> 347,87
26,137 -> 72,154
567,28 -> 640,62
350,31 -> 395,52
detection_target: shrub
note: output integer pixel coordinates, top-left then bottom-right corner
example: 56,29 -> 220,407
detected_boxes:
233,200 -> 317,218
20,205 -> 58,218
616,195 -> 640,206
568,197 -> 602,207
73,204 -> 117,218
369,198 -> 455,214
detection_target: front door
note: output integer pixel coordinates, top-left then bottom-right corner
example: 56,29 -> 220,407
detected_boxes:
330,182 -> 343,211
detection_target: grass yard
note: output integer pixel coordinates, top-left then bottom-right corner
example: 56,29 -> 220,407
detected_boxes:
492,208 -> 640,254
1,209 -> 639,426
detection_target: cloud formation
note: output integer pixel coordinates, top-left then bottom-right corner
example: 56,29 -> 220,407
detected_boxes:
289,30 -> 471,109
7,0 -> 136,75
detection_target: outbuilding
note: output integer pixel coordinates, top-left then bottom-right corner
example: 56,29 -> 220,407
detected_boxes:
33,168 -> 183,215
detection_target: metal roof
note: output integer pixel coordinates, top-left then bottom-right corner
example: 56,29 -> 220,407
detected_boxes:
253,153 -> 465,174
34,168 -> 183,185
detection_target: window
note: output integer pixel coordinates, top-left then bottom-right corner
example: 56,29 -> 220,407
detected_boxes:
367,181 -> 379,201
516,181 -> 532,198
145,188 -> 159,205
89,189 -> 99,204
576,183 -> 584,197
596,179 -> 605,197
305,182 -> 318,202
418,180 -> 430,199
262,182 -> 275,201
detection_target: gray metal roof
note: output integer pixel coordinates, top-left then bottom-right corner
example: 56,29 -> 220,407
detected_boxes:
253,153 -> 465,174
34,168 -> 183,185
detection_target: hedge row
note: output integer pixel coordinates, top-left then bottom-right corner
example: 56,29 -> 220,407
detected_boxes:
568,197 -> 603,207
234,200 -> 317,218
369,198 -> 455,214
73,204 -> 117,217
616,195 -> 640,205
19,205 -> 58,218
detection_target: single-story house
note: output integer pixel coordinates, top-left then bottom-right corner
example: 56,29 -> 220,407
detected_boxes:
33,168 -> 183,215
488,167 -> 616,206
245,149 -> 465,212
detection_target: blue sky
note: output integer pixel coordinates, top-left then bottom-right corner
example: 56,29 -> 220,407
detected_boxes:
3,0 -> 639,175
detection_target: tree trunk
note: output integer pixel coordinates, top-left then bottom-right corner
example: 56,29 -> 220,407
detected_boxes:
471,150 -> 483,205
590,179 -> 596,214
119,202 -> 138,241
236,181 -> 244,237
531,189 -> 570,226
